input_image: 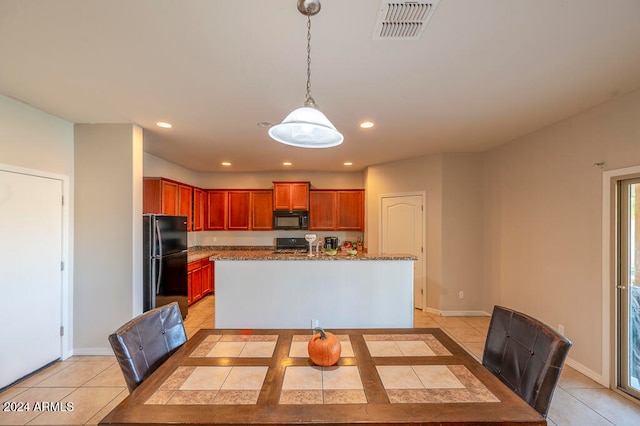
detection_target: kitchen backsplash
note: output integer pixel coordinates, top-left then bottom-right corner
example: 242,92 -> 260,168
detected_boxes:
188,230 -> 363,249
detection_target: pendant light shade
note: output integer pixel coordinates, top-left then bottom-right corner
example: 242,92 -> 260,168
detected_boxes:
268,106 -> 343,148
269,0 -> 343,148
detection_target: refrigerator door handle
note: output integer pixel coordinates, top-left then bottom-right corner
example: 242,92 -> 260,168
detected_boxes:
156,257 -> 163,295
155,221 -> 164,295
156,222 -> 164,259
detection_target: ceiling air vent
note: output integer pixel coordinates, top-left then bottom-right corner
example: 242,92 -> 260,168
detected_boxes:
372,1 -> 440,40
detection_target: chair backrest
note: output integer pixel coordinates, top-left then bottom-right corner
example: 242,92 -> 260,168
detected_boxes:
482,305 -> 572,418
108,302 -> 187,392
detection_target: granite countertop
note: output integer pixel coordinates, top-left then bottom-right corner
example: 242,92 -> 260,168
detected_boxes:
187,247 -> 221,263
188,246 -> 416,262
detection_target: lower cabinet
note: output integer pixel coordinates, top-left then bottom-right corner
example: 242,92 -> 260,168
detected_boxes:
188,258 -> 214,305
202,258 -> 213,294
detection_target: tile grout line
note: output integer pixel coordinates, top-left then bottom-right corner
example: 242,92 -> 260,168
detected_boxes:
558,387 -> 618,425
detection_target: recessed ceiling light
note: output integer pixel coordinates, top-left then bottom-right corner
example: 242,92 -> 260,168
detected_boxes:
359,121 -> 374,129
344,162 -> 353,166
221,162 -> 231,166
283,162 -> 292,166
156,122 -> 172,128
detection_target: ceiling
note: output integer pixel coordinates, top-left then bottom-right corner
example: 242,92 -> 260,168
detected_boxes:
2,0 -> 640,172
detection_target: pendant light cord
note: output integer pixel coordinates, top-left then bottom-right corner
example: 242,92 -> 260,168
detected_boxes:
305,12 -> 317,108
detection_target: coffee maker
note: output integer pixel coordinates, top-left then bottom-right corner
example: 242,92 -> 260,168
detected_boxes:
324,236 -> 339,250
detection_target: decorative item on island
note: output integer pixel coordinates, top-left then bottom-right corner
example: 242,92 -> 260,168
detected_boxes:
308,327 -> 341,366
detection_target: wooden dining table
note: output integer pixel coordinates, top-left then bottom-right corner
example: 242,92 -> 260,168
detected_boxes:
99,328 -> 546,425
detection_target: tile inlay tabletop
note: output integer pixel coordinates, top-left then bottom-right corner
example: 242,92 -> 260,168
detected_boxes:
100,328 -> 546,425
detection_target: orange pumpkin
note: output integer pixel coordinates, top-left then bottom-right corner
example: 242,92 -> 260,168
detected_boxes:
308,327 -> 341,366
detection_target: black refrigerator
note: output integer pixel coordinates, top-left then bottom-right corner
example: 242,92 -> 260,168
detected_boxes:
143,214 -> 188,319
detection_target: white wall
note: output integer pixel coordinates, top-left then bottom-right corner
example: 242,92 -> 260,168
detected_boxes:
365,154 -> 444,311
196,171 -> 364,190
143,152 -> 198,184
0,94 -> 75,357
441,154 -> 484,312
365,153 -> 484,314
0,95 -> 74,175
74,124 -> 143,354
482,88 -> 640,380
363,88 -> 640,381
143,153 -> 364,191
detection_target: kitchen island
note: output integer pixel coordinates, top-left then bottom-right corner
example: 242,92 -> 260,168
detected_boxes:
208,248 -> 416,329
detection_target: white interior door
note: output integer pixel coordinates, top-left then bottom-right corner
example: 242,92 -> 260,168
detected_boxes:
0,170 -> 63,388
381,194 -> 425,309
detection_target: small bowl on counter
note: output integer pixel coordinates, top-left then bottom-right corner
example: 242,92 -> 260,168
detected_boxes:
323,248 -> 338,256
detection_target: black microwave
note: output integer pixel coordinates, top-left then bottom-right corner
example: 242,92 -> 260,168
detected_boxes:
273,210 -> 309,230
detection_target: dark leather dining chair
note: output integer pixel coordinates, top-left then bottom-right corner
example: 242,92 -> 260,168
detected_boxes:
482,305 -> 572,418
108,302 -> 187,393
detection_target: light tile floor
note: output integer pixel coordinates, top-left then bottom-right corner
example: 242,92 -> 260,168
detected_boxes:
0,295 -> 638,425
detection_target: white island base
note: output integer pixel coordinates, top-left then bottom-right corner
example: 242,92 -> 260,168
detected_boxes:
215,259 -> 414,329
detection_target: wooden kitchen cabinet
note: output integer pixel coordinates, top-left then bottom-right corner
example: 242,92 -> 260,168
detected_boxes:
201,258 -> 213,294
144,177 -> 194,230
250,190 -> 273,230
188,258 -> 213,306
178,184 -> 192,229
205,190 -> 273,231
144,178 -> 178,215
228,191 -> 250,230
205,190 -> 227,230
192,187 -> 205,231
309,190 -> 337,230
162,181 -> 179,215
309,189 -> 364,231
146,178 -> 361,232
192,262 -> 203,304
187,268 -> 192,304
187,260 -> 200,305
273,182 -> 309,210
337,190 -> 364,230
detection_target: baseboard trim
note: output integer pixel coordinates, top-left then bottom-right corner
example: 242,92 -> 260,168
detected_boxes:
564,357 -> 606,386
424,307 -> 490,317
72,348 -> 114,356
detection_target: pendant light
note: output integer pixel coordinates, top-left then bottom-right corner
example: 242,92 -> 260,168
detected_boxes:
268,0 -> 343,148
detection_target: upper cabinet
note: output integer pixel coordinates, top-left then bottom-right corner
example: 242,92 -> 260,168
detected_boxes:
205,189 -> 274,231
192,188 -> 205,232
144,178 -> 363,232
309,190 -> 337,230
227,191 -> 250,230
309,189 -> 364,231
178,184 -> 193,229
336,190 -> 364,230
251,191 -> 273,230
273,182 -> 309,211
144,178 -> 194,231
205,190 -> 228,230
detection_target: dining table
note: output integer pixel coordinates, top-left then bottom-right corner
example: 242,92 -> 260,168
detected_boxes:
99,327 -> 546,425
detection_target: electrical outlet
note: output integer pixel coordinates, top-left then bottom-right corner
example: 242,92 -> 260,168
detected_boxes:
558,324 -> 565,335
458,291 -> 464,299
311,319 -> 319,330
